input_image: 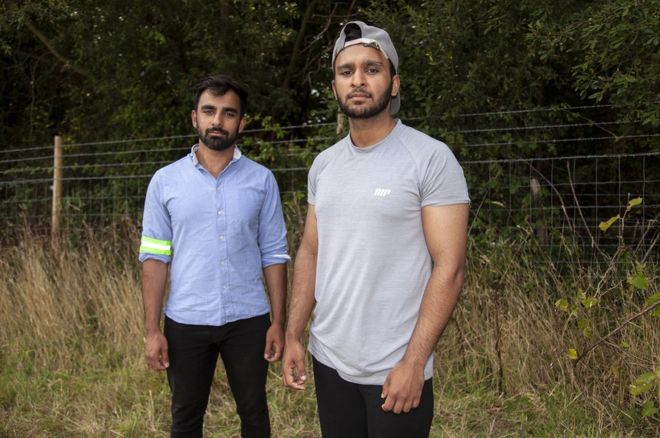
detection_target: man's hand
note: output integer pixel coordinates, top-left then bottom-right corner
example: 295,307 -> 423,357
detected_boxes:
282,339 -> 308,390
380,359 -> 425,413
144,331 -> 169,371
264,322 -> 284,362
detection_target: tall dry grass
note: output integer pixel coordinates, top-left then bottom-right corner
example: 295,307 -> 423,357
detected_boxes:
0,221 -> 657,437
0,223 -> 143,369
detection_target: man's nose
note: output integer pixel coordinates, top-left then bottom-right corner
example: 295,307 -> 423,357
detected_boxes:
351,70 -> 365,87
212,112 -> 224,127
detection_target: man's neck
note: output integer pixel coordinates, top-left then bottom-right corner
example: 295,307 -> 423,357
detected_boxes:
347,112 -> 397,148
196,143 -> 235,178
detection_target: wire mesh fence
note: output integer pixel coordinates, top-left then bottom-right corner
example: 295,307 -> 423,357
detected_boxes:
1,104 -> 658,263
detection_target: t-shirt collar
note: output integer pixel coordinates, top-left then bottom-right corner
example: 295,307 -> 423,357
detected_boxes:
348,119 -> 402,152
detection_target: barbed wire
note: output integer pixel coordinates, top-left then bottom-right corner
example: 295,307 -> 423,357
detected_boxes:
1,130 -> 657,170
1,150 -> 657,182
462,151 -> 659,165
7,134 -> 658,175
458,133 -> 660,148
1,105 -> 656,266
406,103 -> 641,119
446,119 -> 640,135
2,101 -> 655,154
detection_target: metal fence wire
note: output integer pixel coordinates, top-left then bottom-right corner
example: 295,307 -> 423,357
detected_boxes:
1,104 -> 658,263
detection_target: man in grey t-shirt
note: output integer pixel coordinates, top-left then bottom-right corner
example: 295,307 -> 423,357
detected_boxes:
283,21 -> 470,438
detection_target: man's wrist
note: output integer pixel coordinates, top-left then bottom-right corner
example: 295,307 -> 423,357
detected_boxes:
401,353 -> 427,369
144,324 -> 162,337
285,330 -> 303,343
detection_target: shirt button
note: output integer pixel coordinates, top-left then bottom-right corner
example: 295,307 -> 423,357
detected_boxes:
217,210 -> 223,215
219,235 -> 225,240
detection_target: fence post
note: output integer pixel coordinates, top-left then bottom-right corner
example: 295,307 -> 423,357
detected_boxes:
51,135 -> 63,241
336,111 -> 344,135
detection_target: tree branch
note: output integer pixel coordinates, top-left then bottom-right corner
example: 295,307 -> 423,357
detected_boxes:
24,19 -> 88,77
281,0 -> 319,90
575,300 -> 660,364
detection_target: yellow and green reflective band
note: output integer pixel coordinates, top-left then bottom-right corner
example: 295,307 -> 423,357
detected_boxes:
140,236 -> 172,256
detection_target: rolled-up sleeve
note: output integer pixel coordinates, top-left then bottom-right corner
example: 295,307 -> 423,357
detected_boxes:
139,172 -> 173,264
258,172 -> 289,267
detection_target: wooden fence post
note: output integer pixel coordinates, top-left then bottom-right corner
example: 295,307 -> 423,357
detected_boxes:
336,111 -> 344,135
51,135 -> 63,241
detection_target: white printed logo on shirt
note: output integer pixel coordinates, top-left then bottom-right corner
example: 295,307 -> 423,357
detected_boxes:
373,188 -> 391,197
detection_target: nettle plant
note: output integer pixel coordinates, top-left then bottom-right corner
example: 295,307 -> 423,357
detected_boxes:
556,197 -> 660,418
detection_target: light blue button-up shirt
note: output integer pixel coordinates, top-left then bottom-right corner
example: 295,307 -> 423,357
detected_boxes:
139,145 -> 289,326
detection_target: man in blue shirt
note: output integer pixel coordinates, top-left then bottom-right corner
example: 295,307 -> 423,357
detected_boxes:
140,74 -> 289,438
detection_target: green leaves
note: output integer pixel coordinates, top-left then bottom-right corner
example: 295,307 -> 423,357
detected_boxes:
598,214 -> 620,232
642,401 -> 658,418
577,319 -> 592,338
598,198 -> 643,232
554,298 -> 569,312
645,293 -> 660,318
629,369 -> 660,417
581,296 -> 598,309
628,370 -> 658,396
627,272 -> 649,291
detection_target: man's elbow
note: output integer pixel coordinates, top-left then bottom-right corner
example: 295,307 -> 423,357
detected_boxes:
434,260 -> 465,290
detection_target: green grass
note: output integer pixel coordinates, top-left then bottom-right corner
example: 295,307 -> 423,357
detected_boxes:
0,225 -> 658,437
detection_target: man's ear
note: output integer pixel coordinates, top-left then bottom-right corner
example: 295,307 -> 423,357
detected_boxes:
239,116 -> 246,133
391,75 -> 400,98
331,80 -> 338,100
191,110 -> 197,129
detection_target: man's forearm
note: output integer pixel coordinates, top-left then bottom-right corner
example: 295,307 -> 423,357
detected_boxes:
142,259 -> 168,334
285,246 -> 317,341
263,263 -> 287,325
403,265 -> 464,365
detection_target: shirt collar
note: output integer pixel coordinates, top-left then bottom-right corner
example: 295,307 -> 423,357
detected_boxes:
189,144 -> 242,167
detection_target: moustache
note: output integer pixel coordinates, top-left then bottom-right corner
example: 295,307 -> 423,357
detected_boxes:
347,89 -> 372,99
206,128 -> 229,136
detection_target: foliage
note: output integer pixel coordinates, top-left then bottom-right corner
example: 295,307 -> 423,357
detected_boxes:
2,0 -> 659,149
364,0 -> 659,152
0,0 -> 357,146
1,224 -> 659,435
553,197 -> 659,420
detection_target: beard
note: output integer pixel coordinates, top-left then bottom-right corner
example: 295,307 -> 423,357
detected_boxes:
198,126 -> 238,151
337,81 -> 393,119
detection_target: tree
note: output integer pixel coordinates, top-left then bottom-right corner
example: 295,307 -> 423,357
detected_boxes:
0,0 -> 359,147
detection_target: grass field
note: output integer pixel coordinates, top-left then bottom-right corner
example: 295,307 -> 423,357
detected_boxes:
0,223 -> 657,437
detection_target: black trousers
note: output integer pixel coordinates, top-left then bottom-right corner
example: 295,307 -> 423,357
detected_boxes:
164,314 -> 271,438
313,357 -> 433,438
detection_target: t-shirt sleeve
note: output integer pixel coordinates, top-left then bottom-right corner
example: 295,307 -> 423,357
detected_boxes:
307,155 -> 321,205
420,145 -> 470,207
139,172 -> 173,263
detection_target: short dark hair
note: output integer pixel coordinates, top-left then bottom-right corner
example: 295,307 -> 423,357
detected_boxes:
191,74 -> 248,117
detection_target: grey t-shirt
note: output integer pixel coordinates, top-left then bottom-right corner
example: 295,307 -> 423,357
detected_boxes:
308,120 -> 470,385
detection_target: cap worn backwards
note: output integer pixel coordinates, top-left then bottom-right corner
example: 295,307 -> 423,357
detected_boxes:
332,21 -> 400,115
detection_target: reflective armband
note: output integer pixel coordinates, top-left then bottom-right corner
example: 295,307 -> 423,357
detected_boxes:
139,236 -> 172,256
